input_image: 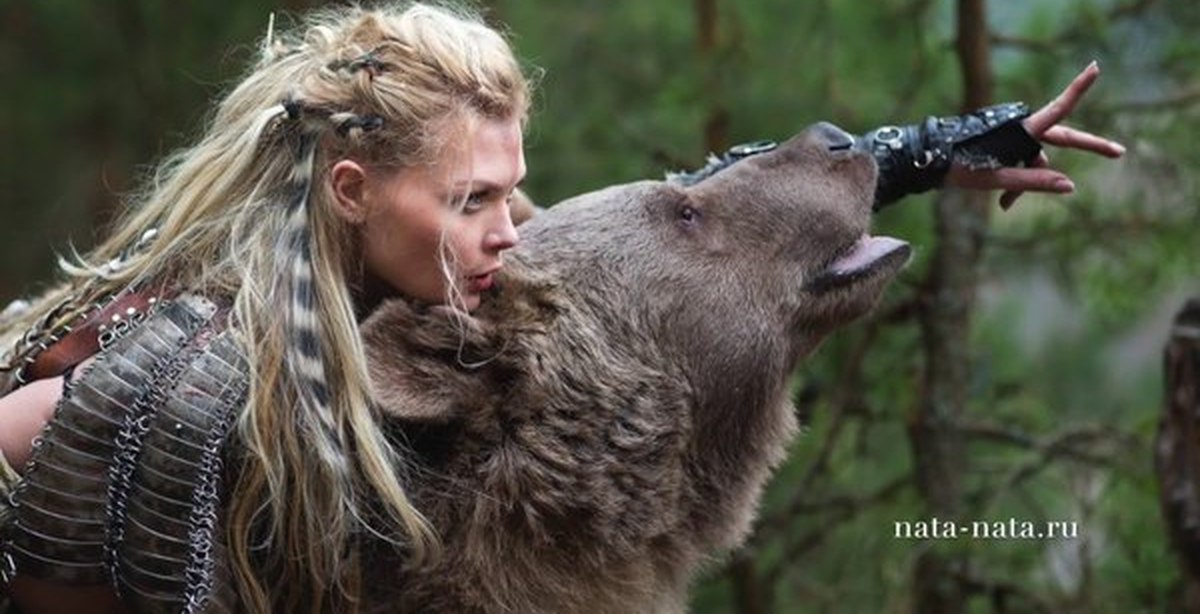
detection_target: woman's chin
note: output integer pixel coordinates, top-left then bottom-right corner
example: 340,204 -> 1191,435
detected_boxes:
461,293 -> 482,312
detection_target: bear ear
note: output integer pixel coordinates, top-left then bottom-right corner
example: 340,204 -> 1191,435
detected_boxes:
361,300 -> 481,423
367,364 -> 465,423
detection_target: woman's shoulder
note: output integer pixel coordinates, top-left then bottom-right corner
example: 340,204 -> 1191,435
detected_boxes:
2,290 -> 248,609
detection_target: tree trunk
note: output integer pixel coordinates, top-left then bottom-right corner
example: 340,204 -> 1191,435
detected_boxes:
1157,298 -> 1200,612
729,552 -> 770,614
908,1 -> 992,612
694,0 -> 729,154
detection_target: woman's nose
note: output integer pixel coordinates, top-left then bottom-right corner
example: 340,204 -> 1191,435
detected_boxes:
485,210 -> 519,252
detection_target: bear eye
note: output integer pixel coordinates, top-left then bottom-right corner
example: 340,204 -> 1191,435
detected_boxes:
677,204 -> 699,224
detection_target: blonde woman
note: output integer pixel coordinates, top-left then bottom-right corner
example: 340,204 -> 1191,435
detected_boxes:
0,2 -> 1121,613
0,3 -> 531,613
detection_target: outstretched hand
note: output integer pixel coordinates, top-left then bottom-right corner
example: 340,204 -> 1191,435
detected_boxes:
946,61 -> 1125,209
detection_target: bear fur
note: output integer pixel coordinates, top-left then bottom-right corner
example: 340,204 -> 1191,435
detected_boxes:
359,123 -> 911,613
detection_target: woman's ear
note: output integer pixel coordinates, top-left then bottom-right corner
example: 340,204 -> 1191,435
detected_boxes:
329,159 -> 369,224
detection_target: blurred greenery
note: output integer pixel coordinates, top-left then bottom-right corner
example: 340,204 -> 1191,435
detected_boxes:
2,0 -> 1197,612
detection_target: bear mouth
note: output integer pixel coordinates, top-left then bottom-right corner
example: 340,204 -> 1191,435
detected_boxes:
805,234 -> 912,292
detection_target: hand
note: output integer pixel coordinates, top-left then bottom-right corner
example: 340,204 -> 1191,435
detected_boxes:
946,61 -> 1125,209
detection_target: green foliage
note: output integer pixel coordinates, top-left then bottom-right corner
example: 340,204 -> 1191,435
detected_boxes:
0,1 -> 319,296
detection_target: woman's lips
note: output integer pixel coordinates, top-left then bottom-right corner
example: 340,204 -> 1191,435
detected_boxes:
467,271 -> 495,293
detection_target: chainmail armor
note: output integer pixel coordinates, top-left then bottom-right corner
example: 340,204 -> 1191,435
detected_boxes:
0,293 -> 247,613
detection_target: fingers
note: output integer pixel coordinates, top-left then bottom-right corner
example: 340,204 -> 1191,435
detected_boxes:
998,153 -> 1049,210
950,165 -> 1074,195
1024,61 -> 1101,136
958,61 -> 1120,209
1041,125 -> 1125,158
999,190 -> 1019,210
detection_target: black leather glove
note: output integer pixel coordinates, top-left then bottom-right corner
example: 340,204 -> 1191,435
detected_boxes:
670,102 -> 1042,211
856,102 -> 1042,209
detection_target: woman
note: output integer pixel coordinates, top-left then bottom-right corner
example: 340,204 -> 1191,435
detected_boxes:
0,2 -> 1120,613
1,4 -> 529,613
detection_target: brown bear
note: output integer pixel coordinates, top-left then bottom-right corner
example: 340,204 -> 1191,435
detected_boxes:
360,122 -> 912,613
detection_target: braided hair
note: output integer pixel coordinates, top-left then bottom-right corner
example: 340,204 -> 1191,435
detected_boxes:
1,4 -> 530,612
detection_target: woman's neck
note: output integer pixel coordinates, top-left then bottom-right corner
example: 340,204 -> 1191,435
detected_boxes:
353,270 -> 400,322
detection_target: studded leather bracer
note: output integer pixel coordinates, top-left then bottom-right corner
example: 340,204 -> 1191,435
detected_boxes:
855,102 -> 1042,208
667,140 -> 781,187
669,103 -> 1041,210
1,293 -> 248,614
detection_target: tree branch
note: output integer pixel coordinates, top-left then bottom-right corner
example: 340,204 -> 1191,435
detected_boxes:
951,565 -> 1055,613
757,475 -> 910,587
986,212 -> 1176,254
961,421 -> 1138,467
987,34 -> 1062,55
1103,84 -> 1200,113
990,0 -> 1159,52
961,421 -> 1140,509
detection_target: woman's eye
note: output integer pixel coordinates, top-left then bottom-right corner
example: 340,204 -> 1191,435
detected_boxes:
459,187 -> 516,213
463,192 -> 487,213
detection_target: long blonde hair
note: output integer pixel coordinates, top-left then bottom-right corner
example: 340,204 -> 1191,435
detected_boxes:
0,3 -> 529,611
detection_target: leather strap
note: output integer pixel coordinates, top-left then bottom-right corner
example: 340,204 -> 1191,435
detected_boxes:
23,291 -> 163,383
858,101 -> 1041,208
666,139 -> 779,187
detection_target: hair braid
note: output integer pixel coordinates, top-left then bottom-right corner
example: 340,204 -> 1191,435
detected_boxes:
265,107 -> 369,610
0,4 -> 533,611
279,120 -> 352,473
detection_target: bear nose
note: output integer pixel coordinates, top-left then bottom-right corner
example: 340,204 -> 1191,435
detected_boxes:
812,121 -> 856,151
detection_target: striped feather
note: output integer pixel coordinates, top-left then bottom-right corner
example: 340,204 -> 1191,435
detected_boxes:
279,131 -> 350,478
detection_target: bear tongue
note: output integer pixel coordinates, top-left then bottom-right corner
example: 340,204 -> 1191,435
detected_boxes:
829,235 -> 909,275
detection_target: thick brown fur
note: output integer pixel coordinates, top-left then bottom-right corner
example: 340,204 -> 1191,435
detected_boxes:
358,124 -> 909,612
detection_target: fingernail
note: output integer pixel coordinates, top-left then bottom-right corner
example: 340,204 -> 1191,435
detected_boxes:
1089,59 -> 1099,70
1112,142 -> 1126,155
1055,178 -> 1076,192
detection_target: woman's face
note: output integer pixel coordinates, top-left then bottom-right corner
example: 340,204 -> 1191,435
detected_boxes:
354,115 -> 525,311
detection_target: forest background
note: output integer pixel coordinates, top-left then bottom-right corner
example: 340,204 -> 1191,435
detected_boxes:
1,0 -> 1198,612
